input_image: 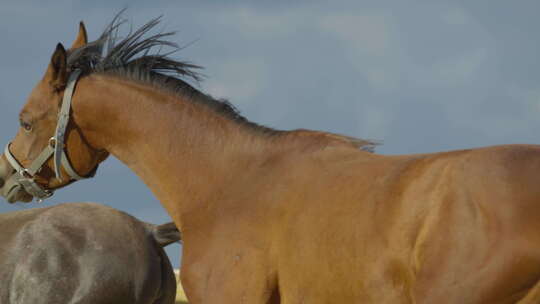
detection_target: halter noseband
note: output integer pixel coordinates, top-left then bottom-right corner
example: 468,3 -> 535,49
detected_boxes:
4,69 -> 94,200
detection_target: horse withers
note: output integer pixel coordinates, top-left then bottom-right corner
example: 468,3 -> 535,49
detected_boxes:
0,202 -> 180,304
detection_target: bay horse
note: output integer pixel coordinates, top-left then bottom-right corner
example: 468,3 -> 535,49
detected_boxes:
1,15 -> 540,303
0,202 -> 180,304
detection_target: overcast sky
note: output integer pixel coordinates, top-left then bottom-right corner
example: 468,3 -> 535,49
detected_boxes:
1,1 -> 540,267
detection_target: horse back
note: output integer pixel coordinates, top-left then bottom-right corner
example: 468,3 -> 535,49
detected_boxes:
271,144 -> 540,303
0,203 -> 175,304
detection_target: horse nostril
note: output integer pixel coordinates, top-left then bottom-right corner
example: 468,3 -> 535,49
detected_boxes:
0,178 -> 4,188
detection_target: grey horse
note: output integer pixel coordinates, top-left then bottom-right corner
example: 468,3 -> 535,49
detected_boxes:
0,202 -> 180,304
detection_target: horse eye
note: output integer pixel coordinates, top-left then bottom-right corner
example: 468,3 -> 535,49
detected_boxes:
20,121 -> 33,132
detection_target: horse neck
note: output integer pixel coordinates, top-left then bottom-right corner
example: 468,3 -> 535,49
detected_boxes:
73,75 -> 275,227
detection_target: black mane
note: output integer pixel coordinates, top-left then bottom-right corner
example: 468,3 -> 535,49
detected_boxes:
66,13 -> 376,150
67,14 -> 278,135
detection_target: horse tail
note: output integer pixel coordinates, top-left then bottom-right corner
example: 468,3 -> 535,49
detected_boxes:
147,222 -> 180,303
154,242 -> 178,304
149,222 -> 182,247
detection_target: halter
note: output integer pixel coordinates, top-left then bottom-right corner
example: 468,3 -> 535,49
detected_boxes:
4,69 -> 94,200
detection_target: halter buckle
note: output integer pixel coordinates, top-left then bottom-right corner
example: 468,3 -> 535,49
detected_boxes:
49,137 -> 57,148
19,168 -> 32,179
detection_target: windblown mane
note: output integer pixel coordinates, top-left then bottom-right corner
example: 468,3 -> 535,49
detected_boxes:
67,14 -> 377,151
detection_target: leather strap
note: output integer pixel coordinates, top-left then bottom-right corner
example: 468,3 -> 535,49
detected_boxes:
4,143 -> 54,177
4,144 -> 53,199
54,69 -> 82,180
61,152 -> 85,180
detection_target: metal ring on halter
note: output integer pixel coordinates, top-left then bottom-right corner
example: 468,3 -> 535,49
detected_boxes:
20,168 -> 32,179
49,137 -> 57,148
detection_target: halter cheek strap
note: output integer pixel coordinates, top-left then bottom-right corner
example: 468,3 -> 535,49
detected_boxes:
3,69 -> 92,200
54,69 -> 82,180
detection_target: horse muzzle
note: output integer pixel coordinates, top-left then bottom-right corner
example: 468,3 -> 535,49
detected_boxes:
0,156 -> 34,204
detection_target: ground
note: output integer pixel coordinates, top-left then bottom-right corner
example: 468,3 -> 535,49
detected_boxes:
175,270 -> 188,303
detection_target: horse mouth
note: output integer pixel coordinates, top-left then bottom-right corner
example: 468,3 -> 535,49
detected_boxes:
5,184 -> 32,204
5,185 -> 20,203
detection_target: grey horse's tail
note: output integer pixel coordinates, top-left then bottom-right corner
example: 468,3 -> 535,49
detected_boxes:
149,222 -> 181,247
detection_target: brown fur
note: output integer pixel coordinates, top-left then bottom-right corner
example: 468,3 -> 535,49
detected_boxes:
2,18 -> 540,303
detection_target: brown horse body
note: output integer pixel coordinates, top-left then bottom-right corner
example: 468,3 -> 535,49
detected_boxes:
1,17 -> 540,303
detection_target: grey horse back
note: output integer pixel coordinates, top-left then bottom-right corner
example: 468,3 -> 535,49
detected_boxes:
0,202 -> 178,304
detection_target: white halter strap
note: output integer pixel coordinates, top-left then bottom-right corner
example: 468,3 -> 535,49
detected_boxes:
54,69 -> 83,180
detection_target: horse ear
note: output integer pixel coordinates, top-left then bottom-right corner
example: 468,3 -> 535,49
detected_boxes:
45,43 -> 68,91
70,21 -> 88,49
